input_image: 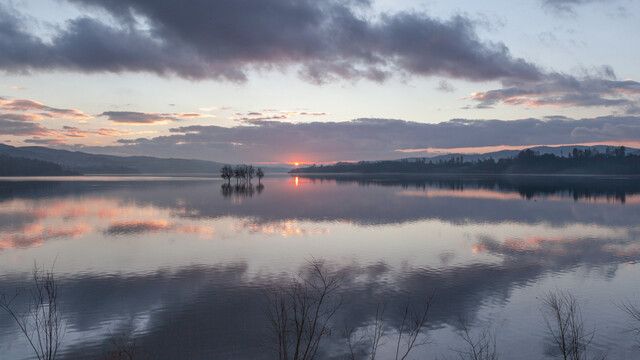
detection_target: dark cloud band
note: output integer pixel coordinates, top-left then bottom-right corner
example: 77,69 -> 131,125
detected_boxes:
82,116 -> 640,163
0,0 -> 541,83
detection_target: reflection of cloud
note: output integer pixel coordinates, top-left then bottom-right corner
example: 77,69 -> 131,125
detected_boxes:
0,222 -> 92,250
473,232 -> 640,263
397,189 -> 523,201
105,220 -> 170,235
8,233 -> 639,360
232,219 -> 329,237
98,208 -> 134,219
104,219 -> 215,237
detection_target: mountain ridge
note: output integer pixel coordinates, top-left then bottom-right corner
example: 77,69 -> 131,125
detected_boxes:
0,144 -> 289,174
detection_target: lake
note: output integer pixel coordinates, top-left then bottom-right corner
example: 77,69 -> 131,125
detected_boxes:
0,174 -> 639,359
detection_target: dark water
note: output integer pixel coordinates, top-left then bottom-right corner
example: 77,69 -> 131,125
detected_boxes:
0,175 -> 639,359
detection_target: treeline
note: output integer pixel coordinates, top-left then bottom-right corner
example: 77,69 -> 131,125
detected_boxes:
0,154 -> 80,176
220,164 -> 265,185
291,146 -> 640,175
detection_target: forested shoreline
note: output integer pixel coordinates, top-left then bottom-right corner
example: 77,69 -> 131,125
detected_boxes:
0,154 -> 80,176
291,147 -> 640,175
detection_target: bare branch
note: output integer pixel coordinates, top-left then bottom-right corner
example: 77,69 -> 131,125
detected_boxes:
0,264 -> 66,360
455,316 -> 498,360
264,259 -> 343,360
540,290 -> 595,360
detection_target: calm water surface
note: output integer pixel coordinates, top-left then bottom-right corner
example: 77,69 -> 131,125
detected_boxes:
0,175 -> 639,359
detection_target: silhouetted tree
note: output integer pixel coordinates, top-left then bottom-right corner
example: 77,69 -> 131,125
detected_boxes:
345,298 -> 433,360
0,265 -> 66,360
265,260 -> 342,360
256,168 -> 265,184
456,316 -> 499,360
233,166 -> 242,185
540,291 -> 596,360
247,165 -> 255,183
220,165 -> 233,184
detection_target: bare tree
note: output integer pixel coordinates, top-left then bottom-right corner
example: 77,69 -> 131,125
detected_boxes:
345,296 -> 433,360
220,164 -> 233,184
265,259 -> 343,360
345,303 -> 386,360
256,167 -> 265,184
540,290 -> 598,360
455,316 -> 498,360
0,265 -> 66,360
247,165 -> 255,183
393,297 -> 433,360
98,332 -> 140,360
620,300 -> 640,350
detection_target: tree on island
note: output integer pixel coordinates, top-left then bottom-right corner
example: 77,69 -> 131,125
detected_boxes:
256,167 -> 264,184
246,165 -> 255,184
220,165 -> 233,184
221,164 -> 261,186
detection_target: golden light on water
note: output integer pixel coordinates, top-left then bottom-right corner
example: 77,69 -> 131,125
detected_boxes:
295,176 -> 299,186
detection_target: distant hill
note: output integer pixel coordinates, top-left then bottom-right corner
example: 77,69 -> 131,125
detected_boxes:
0,154 -> 80,176
0,144 -> 288,175
399,145 -> 640,163
292,146 -> 640,175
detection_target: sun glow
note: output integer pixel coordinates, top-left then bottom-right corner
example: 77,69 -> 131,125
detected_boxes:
294,162 -> 299,166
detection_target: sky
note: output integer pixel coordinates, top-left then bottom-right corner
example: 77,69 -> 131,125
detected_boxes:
1,0 -> 640,164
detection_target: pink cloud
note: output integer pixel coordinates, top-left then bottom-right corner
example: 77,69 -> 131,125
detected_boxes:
1,99 -> 91,119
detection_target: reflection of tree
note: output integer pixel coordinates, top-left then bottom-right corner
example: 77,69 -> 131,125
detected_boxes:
221,183 -> 264,198
296,174 -> 640,204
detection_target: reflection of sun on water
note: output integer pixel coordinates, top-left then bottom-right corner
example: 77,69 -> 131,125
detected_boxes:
295,176 -> 299,186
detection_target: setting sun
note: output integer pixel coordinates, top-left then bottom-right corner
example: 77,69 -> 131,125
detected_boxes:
294,162 -> 299,166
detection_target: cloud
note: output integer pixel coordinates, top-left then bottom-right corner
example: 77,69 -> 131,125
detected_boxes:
541,0 -> 611,13
436,80 -> 456,93
87,116 -> 640,163
470,75 -> 640,110
0,99 -> 91,119
24,138 -> 68,145
0,113 -> 43,121
96,127 -> 131,136
236,115 -> 288,125
100,111 -> 201,124
0,119 -> 52,136
299,112 -> 328,116
61,125 -> 90,138
234,110 -> 327,124
0,0 -> 542,83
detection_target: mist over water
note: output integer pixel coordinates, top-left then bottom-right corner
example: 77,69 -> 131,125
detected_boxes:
0,175 -> 639,359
